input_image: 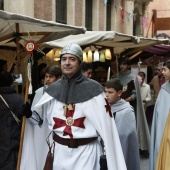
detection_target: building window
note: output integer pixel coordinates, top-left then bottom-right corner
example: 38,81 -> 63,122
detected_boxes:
56,0 -> 67,24
0,0 -> 4,10
85,0 -> 92,31
106,0 -> 111,31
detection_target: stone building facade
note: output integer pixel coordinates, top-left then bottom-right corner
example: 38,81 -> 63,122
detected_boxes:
146,0 -> 170,38
3,0 -> 153,37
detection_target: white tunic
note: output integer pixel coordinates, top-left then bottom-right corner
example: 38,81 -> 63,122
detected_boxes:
30,92 -> 127,170
140,82 -> 151,102
140,82 -> 151,110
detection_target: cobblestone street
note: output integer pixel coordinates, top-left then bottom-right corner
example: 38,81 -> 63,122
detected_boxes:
140,156 -> 149,170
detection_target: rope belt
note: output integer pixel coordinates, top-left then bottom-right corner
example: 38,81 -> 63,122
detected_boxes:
53,133 -> 98,148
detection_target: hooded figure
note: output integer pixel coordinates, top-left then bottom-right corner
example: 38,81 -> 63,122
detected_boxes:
150,60 -> 170,170
105,78 -> 140,170
116,57 -> 150,155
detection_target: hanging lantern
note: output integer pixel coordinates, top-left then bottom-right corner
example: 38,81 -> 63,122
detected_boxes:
100,52 -> 105,62
83,51 -> 88,62
46,49 -> 54,59
87,49 -> 93,62
54,58 -> 60,61
105,49 -> 112,60
93,49 -> 99,62
54,48 -> 62,61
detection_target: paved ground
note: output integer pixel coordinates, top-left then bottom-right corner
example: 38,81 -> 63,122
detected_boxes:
140,121 -> 151,170
140,156 -> 149,170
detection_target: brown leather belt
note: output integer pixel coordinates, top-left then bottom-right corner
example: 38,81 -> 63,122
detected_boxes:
53,133 -> 98,148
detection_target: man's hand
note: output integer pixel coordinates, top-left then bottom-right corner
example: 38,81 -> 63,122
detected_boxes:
22,102 -> 32,118
143,100 -> 146,103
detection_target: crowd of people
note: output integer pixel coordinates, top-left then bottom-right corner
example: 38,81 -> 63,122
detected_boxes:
0,44 -> 170,170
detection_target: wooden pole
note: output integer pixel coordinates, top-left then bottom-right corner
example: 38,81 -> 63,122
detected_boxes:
116,54 -> 119,78
16,23 -> 21,71
16,78 -> 29,170
146,12 -> 154,38
129,51 -> 142,60
107,66 -> 110,81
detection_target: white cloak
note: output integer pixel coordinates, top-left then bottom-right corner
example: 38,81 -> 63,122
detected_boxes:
21,92 -> 127,170
118,71 -> 150,151
149,81 -> 170,170
111,99 -> 140,170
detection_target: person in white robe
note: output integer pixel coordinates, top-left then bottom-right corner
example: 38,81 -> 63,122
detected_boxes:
20,65 -> 61,170
21,44 -> 127,170
150,60 -> 170,170
105,78 -> 140,170
138,71 -> 151,111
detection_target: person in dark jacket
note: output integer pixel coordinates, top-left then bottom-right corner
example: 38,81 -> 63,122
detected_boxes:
0,72 -> 24,170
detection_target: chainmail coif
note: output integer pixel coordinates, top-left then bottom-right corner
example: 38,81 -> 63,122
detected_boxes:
45,69 -> 103,104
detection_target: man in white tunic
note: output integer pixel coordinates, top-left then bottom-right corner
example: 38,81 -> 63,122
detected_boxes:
24,44 -> 127,170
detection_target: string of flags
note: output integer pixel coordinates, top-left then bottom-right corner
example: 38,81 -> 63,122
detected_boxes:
104,0 -> 149,29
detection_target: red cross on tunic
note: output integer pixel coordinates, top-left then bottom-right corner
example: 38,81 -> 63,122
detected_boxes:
53,104 -> 86,138
105,98 -> 113,118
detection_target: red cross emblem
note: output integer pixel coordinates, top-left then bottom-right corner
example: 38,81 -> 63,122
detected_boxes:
53,104 -> 86,138
105,98 -> 112,118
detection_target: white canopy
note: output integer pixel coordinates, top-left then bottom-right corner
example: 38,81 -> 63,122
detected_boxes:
0,10 -> 86,48
42,31 -> 169,55
0,10 -> 86,70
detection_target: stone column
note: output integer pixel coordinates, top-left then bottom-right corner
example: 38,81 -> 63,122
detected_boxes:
4,0 -> 34,17
92,0 -> 99,31
67,0 -> 75,25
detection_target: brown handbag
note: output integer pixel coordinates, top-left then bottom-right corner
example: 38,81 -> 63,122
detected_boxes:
43,132 -> 55,170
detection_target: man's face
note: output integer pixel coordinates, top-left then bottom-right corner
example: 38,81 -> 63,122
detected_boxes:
60,54 -> 80,78
105,87 -> 122,104
162,66 -> 170,80
119,63 -> 129,72
83,69 -> 92,78
156,66 -> 163,76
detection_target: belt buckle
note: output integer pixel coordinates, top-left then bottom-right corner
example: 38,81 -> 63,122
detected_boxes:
68,139 -> 78,148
